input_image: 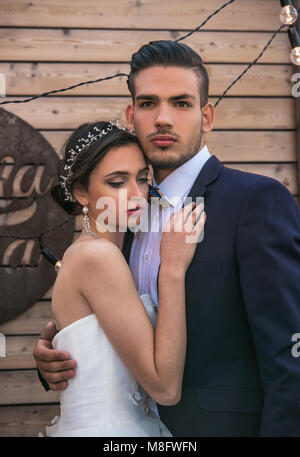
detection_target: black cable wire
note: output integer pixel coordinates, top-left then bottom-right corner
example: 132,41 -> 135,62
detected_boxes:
214,23 -> 286,107
215,4 -> 300,106
174,0 -> 235,42
0,73 -> 128,106
0,0 -> 237,106
0,0 -> 291,111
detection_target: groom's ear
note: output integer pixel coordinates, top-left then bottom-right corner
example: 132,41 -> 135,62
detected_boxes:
201,103 -> 215,134
126,104 -> 135,130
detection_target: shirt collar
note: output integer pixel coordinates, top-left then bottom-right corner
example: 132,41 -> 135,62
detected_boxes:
152,145 -> 211,207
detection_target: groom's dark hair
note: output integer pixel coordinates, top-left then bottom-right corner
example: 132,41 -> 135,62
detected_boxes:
127,40 -> 209,108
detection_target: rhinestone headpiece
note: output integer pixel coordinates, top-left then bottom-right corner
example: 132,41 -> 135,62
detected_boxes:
60,120 -> 128,202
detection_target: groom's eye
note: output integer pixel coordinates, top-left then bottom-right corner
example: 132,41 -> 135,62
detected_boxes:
140,101 -> 154,108
175,101 -> 191,108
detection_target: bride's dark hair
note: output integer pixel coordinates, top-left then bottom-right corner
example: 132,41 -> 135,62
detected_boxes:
51,121 -> 142,215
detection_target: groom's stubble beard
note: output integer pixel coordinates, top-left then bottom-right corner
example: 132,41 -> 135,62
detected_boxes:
143,117 -> 204,171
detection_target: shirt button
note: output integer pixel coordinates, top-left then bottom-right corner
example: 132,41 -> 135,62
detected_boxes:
144,254 -> 149,261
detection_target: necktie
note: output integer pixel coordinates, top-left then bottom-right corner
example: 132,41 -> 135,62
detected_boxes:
149,185 -> 169,207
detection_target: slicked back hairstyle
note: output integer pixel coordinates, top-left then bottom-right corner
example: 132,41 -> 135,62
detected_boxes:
127,40 -> 209,108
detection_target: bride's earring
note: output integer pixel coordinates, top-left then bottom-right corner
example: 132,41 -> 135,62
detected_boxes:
82,204 -> 98,239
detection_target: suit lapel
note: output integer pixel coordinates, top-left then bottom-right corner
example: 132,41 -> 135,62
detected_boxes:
184,155 -> 224,288
187,155 -> 224,201
122,230 -> 134,264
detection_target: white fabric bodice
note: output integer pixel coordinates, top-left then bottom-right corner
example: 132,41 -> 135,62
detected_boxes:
41,294 -> 172,437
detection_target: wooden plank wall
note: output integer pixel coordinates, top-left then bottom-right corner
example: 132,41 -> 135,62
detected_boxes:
0,0 -> 298,436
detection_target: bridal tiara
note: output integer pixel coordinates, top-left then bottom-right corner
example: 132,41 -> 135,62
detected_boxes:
60,120 -> 129,202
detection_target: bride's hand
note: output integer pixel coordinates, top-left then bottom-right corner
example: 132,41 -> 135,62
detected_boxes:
160,202 -> 206,276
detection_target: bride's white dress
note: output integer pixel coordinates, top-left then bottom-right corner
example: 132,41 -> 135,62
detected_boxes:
40,294 -> 172,437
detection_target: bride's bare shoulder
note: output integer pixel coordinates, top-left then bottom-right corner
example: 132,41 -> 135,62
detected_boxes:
61,238 -> 125,272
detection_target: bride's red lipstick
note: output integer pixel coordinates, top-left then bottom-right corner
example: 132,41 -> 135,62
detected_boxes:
127,205 -> 142,215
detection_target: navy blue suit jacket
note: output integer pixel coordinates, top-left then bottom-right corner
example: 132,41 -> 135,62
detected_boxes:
124,155 -> 300,437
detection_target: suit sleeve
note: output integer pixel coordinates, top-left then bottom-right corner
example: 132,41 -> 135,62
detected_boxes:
236,178 -> 300,437
37,368 -> 50,392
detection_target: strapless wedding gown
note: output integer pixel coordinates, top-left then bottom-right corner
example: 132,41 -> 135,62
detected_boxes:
40,294 -> 172,437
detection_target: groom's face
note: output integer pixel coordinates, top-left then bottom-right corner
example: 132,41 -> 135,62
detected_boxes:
126,66 -> 214,175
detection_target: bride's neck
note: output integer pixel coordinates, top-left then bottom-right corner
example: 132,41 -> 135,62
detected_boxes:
88,217 -> 125,250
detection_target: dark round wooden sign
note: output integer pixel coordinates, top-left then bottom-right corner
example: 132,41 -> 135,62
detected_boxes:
0,108 -> 75,324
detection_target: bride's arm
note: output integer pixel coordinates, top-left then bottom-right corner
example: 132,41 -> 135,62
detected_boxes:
74,203 -> 205,406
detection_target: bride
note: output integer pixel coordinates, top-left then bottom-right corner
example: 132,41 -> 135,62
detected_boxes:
40,120 -> 206,437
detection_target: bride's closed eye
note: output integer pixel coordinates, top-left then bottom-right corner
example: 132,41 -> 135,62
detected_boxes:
138,177 -> 149,184
108,177 -> 148,188
108,181 -> 125,188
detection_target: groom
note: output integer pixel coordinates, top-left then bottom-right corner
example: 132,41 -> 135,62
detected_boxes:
34,40 -> 300,437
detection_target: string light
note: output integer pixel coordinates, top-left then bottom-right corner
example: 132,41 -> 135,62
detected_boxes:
279,1 -> 300,66
279,4 -> 298,25
290,47 -> 300,65
288,26 -> 300,66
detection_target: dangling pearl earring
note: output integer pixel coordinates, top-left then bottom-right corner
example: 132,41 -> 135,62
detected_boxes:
82,204 -> 98,239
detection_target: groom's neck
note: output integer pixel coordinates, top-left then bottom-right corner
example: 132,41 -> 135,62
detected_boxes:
153,167 -> 176,185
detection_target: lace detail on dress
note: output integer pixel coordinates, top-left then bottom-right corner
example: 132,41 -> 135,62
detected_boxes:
125,381 -> 159,417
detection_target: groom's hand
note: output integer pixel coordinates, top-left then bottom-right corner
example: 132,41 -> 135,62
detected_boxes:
33,321 -> 77,391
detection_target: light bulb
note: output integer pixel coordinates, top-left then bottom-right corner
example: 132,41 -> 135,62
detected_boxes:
290,47 -> 300,65
280,5 -> 298,25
